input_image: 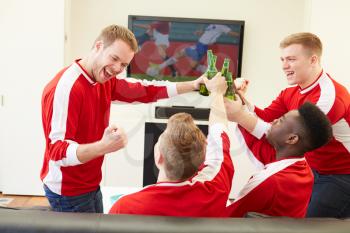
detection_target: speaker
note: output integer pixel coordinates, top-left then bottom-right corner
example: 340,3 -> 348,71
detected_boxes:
155,106 -> 210,121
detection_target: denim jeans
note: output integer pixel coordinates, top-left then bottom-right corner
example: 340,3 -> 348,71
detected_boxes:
307,170 -> 350,218
44,185 -> 103,213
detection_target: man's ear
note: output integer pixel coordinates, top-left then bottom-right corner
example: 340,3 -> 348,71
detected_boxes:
155,151 -> 164,169
310,54 -> 319,65
286,133 -> 299,145
94,40 -> 104,51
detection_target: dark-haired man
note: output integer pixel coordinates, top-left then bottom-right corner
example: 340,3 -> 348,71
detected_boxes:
224,100 -> 332,218
109,72 -> 233,217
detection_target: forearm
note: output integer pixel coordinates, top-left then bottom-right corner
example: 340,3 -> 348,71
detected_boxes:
209,92 -> 228,127
240,95 -> 255,113
232,110 -> 258,133
76,141 -> 106,164
176,80 -> 197,94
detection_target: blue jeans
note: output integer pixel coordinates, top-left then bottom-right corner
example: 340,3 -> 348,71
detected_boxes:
307,170 -> 350,218
44,185 -> 103,213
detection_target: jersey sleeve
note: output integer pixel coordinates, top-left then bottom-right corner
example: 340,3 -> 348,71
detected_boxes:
192,124 -> 234,194
254,90 -> 289,122
226,177 -> 276,217
43,81 -> 83,167
237,125 -> 276,165
111,77 -> 177,103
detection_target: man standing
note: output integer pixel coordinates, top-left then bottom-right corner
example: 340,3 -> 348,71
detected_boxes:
41,25 -> 202,213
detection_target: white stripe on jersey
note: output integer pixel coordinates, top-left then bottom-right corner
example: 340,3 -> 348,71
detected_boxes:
300,72 -> 335,114
43,160 -> 63,195
116,76 -> 178,97
49,63 -> 80,143
45,64 -> 83,194
234,125 -> 265,170
333,118 -> 350,153
233,158 -> 305,203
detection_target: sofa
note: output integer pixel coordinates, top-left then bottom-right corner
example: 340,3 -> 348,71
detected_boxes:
0,207 -> 349,233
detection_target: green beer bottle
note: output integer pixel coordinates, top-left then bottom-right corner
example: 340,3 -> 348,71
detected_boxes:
225,71 -> 236,100
199,50 -> 217,96
221,58 -> 230,78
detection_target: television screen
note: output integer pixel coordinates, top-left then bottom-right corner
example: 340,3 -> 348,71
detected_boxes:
128,15 -> 245,82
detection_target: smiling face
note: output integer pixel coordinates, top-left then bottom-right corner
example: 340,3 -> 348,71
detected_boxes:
266,110 -> 300,149
91,39 -> 135,83
280,44 -> 316,87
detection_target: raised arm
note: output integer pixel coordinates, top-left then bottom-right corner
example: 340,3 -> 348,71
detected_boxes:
203,72 -> 228,127
175,75 -> 204,94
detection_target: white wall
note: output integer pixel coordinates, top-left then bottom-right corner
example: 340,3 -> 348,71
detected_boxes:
66,0 -> 310,197
67,0 -> 310,107
309,0 -> 350,88
0,0 -> 65,194
0,0 -> 320,196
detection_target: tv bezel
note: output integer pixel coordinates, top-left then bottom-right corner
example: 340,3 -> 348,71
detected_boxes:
127,15 -> 245,78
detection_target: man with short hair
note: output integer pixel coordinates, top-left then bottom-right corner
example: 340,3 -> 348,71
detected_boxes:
224,99 -> 332,218
238,32 -> 350,218
41,24 -> 203,213
109,72 -> 233,217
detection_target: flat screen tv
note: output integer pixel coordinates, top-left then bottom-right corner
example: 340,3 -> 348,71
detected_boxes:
128,15 -> 245,82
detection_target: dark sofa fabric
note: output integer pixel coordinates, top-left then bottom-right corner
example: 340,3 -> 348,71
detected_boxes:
0,208 -> 349,233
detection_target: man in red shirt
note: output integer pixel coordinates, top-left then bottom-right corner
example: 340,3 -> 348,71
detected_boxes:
224,99 -> 332,218
237,32 -> 350,218
41,24 -> 202,213
109,73 -> 233,217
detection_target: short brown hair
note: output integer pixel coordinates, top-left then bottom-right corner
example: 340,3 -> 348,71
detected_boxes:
159,113 -> 207,181
280,32 -> 322,57
95,24 -> 138,52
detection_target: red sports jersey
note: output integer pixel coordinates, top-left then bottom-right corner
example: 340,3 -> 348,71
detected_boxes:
226,126 -> 313,218
253,71 -> 350,174
41,60 -> 177,196
109,124 -> 233,217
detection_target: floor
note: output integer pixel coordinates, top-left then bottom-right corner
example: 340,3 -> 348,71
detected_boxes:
0,192 -> 49,209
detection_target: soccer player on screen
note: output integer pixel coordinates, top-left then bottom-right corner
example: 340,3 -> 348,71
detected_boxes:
146,24 -> 239,77
135,21 -> 177,77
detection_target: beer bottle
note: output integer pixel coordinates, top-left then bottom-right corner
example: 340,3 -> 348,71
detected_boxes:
221,58 -> 230,78
225,72 -> 236,100
199,50 -> 217,96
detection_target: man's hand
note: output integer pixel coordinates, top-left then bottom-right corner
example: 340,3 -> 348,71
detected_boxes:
234,78 -> 249,96
224,98 -> 245,122
176,74 -> 204,94
203,72 -> 227,95
192,73 -> 205,90
100,125 -> 128,154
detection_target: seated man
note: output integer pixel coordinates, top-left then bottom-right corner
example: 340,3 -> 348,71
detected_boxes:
109,73 -> 233,217
224,98 -> 333,218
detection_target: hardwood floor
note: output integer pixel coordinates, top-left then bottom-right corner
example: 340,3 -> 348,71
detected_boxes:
0,193 -> 49,209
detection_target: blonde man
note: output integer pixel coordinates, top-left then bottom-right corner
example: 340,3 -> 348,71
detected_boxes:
41,25 -> 202,213
109,73 -> 233,217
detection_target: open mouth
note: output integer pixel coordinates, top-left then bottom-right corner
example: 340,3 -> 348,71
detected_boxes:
103,68 -> 114,80
286,71 -> 295,78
